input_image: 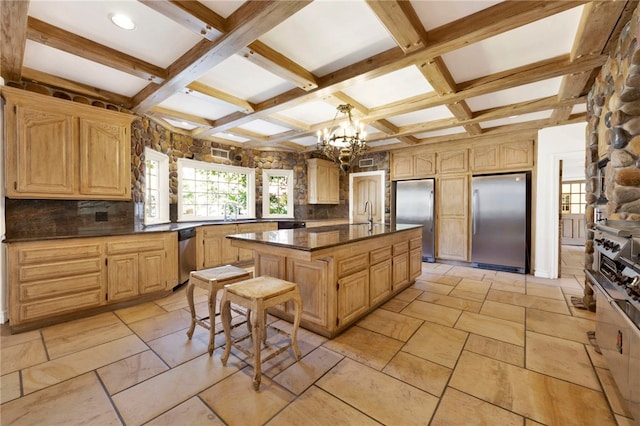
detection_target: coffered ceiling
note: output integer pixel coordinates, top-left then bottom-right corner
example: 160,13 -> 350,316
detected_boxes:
1,1 -> 634,152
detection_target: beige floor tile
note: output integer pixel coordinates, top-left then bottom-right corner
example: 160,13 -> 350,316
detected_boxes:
42,312 -> 131,359
402,321 -> 467,368
487,289 -> 571,314
145,396 -> 225,426
0,371 -> 21,403
526,308 -> 595,344
447,266 -> 489,279
112,353 -> 242,425
448,288 -> 487,302
412,280 -> 454,295
418,291 -> 483,312
272,346 -> 343,395
382,350 -> 451,397
450,351 -> 616,425
401,299 -> 461,327
586,343 -> 608,368
431,387 -> 523,426
0,325 -> 41,348
614,414 -> 637,426
147,323 -> 212,367
595,367 -> 634,418
97,350 -> 169,394
419,273 -> 462,286
267,385 -> 381,426
455,311 -> 524,346
525,419 -> 545,426
526,331 -> 600,390
1,372 -> 120,425
115,302 -> 169,324
394,287 -> 422,302
21,333 -> 148,394
380,297 -> 410,312
480,299 -> 525,323
322,326 -> 403,370
454,278 -> 492,294
464,334 -> 524,367
128,308 -> 193,342
200,367 -> 294,426
526,282 -> 565,299
317,358 -> 439,426
489,280 -> 526,294
1,338 -> 48,375
356,308 -> 422,341
154,286 -> 203,312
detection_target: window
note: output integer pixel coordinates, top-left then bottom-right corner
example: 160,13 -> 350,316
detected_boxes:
561,181 -> 586,214
144,148 -> 170,225
177,158 -> 255,221
262,169 -> 294,218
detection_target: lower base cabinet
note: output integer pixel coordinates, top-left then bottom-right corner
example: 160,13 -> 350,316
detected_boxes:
7,232 -> 177,331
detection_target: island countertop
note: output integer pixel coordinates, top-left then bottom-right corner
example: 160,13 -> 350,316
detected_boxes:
226,223 -> 422,252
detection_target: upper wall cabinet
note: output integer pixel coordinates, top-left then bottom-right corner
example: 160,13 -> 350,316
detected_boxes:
470,140 -> 534,172
307,158 -> 339,204
437,149 -> 468,174
2,87 -> 134,200
391,152 -> 436,180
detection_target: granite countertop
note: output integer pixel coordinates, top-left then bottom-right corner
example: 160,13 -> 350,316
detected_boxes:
226,223 -> 423,251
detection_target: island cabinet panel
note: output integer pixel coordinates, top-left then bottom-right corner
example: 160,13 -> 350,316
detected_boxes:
286,258 -> 330,328
256,253 -> 286,280
369,259 -> 392,306
410,238 -> 422,281
337,269 -> 369,326
7,232 -> 178,331
3,86 -> 133,200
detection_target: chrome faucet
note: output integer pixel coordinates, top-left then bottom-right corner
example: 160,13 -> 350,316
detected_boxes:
364,200 -> 373,231
223,201 -> 238,221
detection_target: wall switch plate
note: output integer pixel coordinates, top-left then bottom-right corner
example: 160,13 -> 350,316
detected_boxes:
95,211 -> 108,222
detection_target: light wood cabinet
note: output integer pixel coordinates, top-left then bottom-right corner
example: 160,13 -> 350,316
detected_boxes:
287,258 -> 330,328
197,222 -> 277,268
437,149 -> 468,174
409,237 -> 422,281
437,175 -> 469,261
337,269 -> 369,326
307,158 -> 339,204
470,140 -> 534,172
370,259 -> 392,305
237,222 -> 277,262
2,86 -> 133,200
391,152 -> 436,179
392,241 -> 409,291
7,232 -> 177,331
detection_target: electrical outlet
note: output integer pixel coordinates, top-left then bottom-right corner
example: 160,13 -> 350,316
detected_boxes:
95,211 -> 108,222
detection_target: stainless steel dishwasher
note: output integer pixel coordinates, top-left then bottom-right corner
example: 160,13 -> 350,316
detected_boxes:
177,227 -> 197,286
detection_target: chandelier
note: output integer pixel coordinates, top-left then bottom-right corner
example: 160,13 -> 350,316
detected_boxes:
316,104 -> 367,173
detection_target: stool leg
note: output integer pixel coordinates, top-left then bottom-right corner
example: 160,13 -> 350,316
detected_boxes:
252,301 -> 263,391
291,292 -> 302,360
220,294 -> 232,366
207,288 -> 216,356
186,280 -> 196,339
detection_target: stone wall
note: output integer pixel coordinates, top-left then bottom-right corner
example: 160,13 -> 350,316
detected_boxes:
585,3 -> 640,306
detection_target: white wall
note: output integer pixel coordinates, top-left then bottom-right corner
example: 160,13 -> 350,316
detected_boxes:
534,123 -> 586,279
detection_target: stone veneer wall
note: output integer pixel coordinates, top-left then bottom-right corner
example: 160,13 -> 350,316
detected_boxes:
3,80 -> 390,234
585,4 -> 640,307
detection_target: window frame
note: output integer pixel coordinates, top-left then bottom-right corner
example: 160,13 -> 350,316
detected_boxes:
561,180 -> 586,215
144,148 -> 170,226
262,169 -> 294,219
177,158 -> 255,222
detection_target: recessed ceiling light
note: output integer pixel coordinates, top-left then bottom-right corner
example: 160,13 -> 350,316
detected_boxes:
110,13 -> 135,30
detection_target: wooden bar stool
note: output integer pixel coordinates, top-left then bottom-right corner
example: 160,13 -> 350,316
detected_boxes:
220,276 -> 302,390
185,265 -> 252,355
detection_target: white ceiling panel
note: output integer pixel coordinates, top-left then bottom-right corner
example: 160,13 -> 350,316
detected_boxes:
414,127 -> 466,139
213,133 -> 250,143
443,6 -> 584,83
238,119 -> 292,136
412,0 -> 502,31
572,103 -> 587,114
291,135 -> 320,147
164,118 -> 197,131
386,105 -> 454,127
342,66 -> 434,109
479,110 -> 553,129
278,100 -> 342,125
197,55 -> 296,104
158,92 -> 240,121
200,0 -> 243,19
23,41 -> 149,96
28,0 -> 204,68
258,0 -> 397,76
465,77 -> 563,112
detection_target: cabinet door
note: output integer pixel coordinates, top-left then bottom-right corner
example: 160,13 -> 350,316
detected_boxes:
370,259 -> 392,305
438,218 -> 468,260
287,258 -> 329,327
392,253 -> 409,291
14,105 -> 75,196
410,248 -> 422,281
501,140 -> 533,169
470,144 -> 499,172
107,254 -> 139,302
392,154 -> 413,179
308,158 -> 339,204
437,149 -> 468,174
139,250 -> 166,293
237,222 -> 277,262
79,118 -> 130,198
413,153 -> 436,177
199,225 -> 238,269
437,175 -> 469,261
337,269 -> 369,326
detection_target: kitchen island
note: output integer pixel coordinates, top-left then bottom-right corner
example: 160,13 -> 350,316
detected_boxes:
227,223 -> 423,337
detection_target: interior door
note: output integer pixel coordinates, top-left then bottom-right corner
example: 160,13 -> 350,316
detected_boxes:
351,173 -> 383,224
561,214 -> 586,245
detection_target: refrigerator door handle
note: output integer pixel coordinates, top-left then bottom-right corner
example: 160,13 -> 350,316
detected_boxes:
428,190 -> 434,232
472,189 -> 478,235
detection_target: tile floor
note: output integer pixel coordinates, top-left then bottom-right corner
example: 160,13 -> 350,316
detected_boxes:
1,247 -> 637,425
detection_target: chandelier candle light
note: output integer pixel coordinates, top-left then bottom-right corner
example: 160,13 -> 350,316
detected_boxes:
316,104 -> 367,173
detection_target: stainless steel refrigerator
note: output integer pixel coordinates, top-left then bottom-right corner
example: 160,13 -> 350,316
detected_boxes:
393,179 -> 435,262
471,172 -> 530,273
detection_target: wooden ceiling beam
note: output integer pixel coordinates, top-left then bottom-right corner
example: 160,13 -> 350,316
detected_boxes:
365,0 -> 427,53
185,81 -> 255,113
132,1 -> 312,113
1,0 -> 29,82
138,0 -> 226,40
26,17 -> 166,84
148,106 -> 215,127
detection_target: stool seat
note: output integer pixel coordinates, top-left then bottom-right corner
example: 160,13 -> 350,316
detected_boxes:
220,276 -> 302,390
185,265 -> 252,355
